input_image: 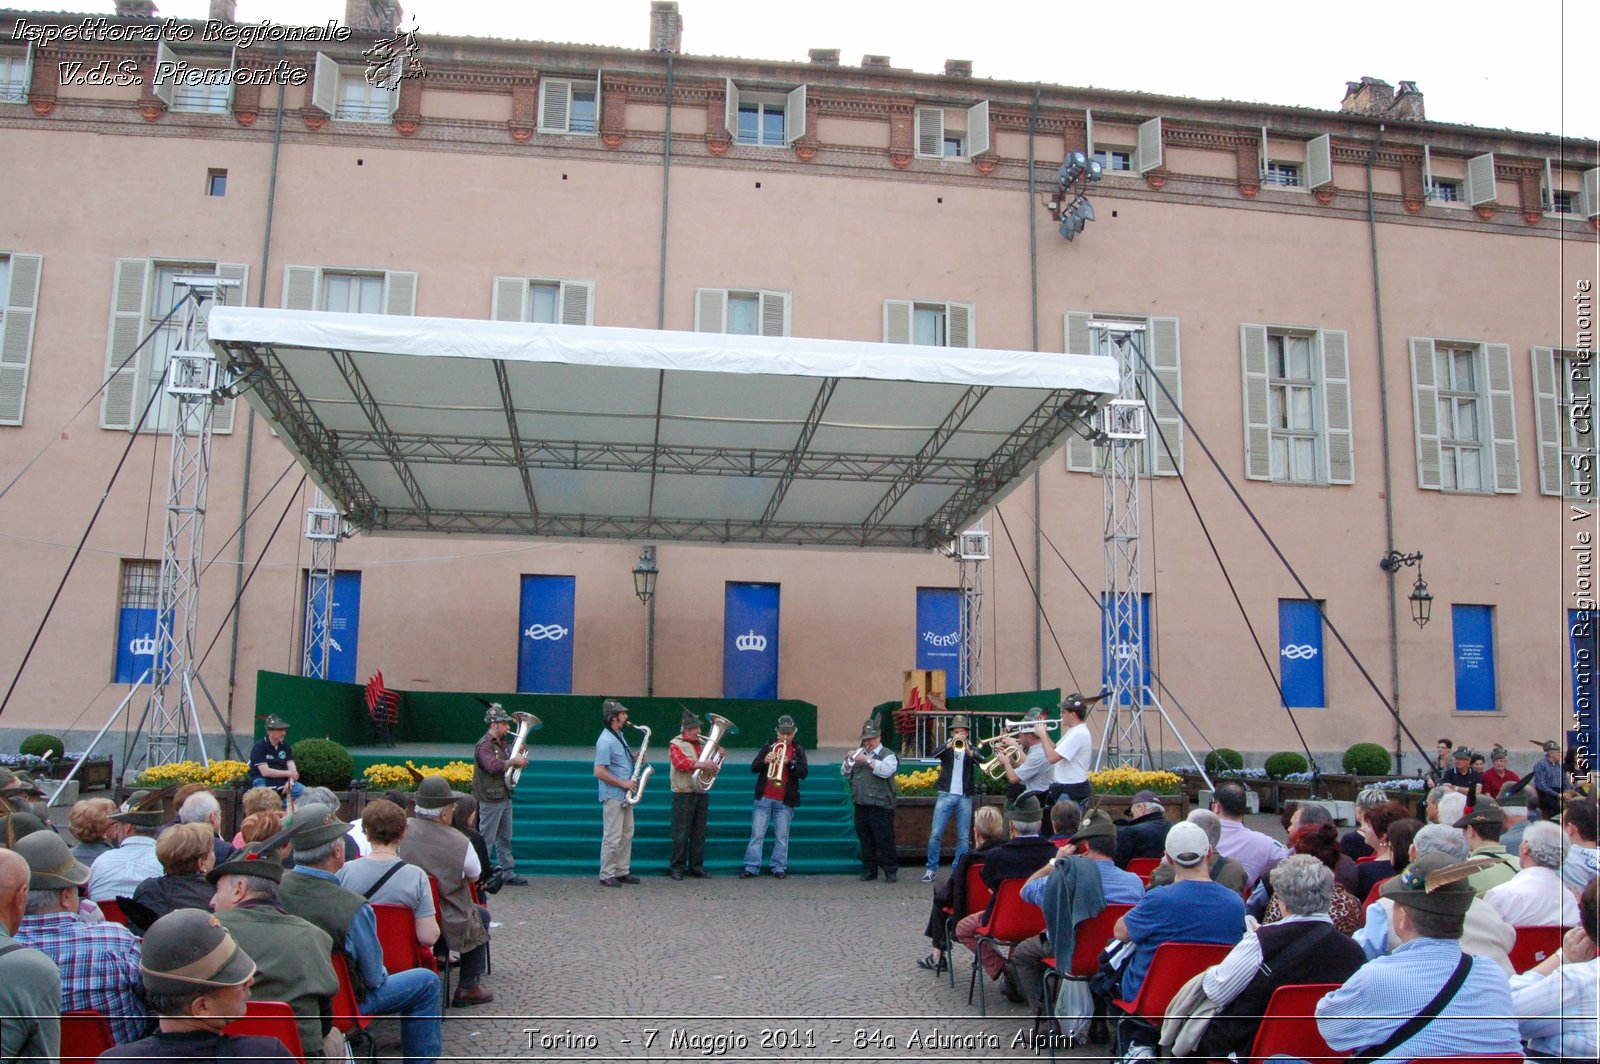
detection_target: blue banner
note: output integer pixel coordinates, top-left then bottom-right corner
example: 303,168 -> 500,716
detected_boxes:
1571,609 -> 1595,762
114,607 -> 161,683
1101,593 -> 1151,705
1452,604 -> 1497,711
916,587 -> 964,696
305,571 -> 362,684
724,582 -> 780,699
518,575 -> 576,693
1278,599 -> 1326,708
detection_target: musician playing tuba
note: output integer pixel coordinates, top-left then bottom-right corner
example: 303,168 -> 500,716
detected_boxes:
922,713 -> 975,883
666,710 -> 720,881
593,700 -> 643,887
472,702 -> 530,886
740,715 -> 808,879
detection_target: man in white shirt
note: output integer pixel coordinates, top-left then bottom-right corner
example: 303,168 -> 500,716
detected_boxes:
1044,692 -> 1098,813
923,715 -> 975,883
86,790 -> 166,902
1484,821 -> 1580,928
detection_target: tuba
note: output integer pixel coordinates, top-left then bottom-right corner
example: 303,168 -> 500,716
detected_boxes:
621,721 -> 653,807
504,711 -> 542,790
691,714 -> 738,793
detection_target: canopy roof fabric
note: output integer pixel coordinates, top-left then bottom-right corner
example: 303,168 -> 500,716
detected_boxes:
207,307 -> 1118,550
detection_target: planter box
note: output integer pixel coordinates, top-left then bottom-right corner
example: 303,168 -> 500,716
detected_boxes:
52,758 -> 113,792
894,791 -> 1190,863
47,779 -> 80,806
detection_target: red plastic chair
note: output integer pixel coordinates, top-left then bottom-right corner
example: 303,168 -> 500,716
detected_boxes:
373,902 -> 438,974
1244,983 -> 1346,1064
95,898 -> 129,926
1508,925 -> 1564,973
1037,903 -> 1135,1055
222,1000 -> 307,1063
940,862 -> 993,988
967,878 -> 1047,1017
1112,940 -> 1233,1024
1356,854 -> 1379,864
59,1009 -> 114,1063
1361,877 -> 1389,917
1126,858 -> 1161,885
330,951 -> 376,1063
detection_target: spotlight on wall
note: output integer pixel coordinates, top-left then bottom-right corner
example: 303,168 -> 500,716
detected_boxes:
1045,150 -> 1105,242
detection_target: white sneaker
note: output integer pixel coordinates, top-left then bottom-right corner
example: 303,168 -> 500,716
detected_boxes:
1122,1045 -> 1156,1063
922,869 -> 936,883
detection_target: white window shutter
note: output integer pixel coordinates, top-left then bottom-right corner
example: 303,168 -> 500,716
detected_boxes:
1484,342 -> 1518,493
1306,134 -> 1333,190
1409,337 -> 1441,490
283,266 -> 319,310
1239,324 -> 1271,481
758,290 -> 789,337
1148,316 -> 1182,475
1583,167 -> 1600,218
914,107 -> 943,159
491,276 -> 528,322
1467,152 -> 1497,206
311,52 -> 339,116
102,258 -> 150,430
1423,145 -> 1434,198
785,84 -> 807,143
1085,108 -> 1094,155
385,58 -> 402,116
153,42 -> 178,107
724,78 -> 739,138
966,100 -> 989,158
1258,125 -> 1269,179
946,301 -> 974,348
1530,347 -> 1562,496
208,262 -> 248,434
227,45 -> 238,109
883,300 -> 913,345
560,280 -> 594,326
1320,329 -> 1354,485
383,271 -> 418,316
1136,117 -> 1163,173
0,252 -> 42,425
539,78 -> 571,133
695,288 -> 727,333
1064,311 -> 1098,473
594,69 -> 604,136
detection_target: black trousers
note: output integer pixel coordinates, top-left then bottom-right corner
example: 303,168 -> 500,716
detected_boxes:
1045,781 -> 1093,818
854,803 -> 897,874
670,790 -> 709,873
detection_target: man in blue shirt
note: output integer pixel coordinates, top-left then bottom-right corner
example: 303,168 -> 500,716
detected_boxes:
246,715 -> 303,800
594,700 -> 642,887
1529,739 -> 1571,821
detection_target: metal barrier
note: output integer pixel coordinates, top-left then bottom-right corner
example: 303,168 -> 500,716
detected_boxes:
894,709 -> 1047,761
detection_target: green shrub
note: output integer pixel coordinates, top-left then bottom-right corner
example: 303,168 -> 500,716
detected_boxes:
1342,742 -> 1392,776
18,733 -> 64,759
292,737 -> 355,791
1265,751 -> 1309,779
1204,748 -> 1244,773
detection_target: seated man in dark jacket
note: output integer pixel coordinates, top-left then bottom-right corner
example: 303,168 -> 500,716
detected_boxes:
953,794 -> 1058,986
1114,790 -> 1171,869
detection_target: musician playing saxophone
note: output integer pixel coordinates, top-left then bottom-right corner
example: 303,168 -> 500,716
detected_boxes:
667,710 -> 719,881
740,715 -> 808,880
472,703 -> 530,885
844,718 -> 900,882
593,700 -> 641,887
923,713 -> 975,883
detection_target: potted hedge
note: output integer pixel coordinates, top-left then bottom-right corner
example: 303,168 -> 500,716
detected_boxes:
1267,751 -> 1312,807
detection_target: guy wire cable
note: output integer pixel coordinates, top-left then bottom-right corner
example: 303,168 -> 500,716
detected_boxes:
993,504 -> 1080,691
1127,335 -> 1435,765
197,458 -> 299,580
194,471 -> 307,675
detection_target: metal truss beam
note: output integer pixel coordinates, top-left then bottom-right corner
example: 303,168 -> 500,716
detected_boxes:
760,378 -> 838,526
493,362 -> 539,517
330,350 -> 431,516
861,386 -> 991,533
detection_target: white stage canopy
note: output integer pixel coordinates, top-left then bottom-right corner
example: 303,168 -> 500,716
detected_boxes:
207,308 -> 1118,549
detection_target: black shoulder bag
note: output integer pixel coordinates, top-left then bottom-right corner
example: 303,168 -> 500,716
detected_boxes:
1347,953 -> 1472,1064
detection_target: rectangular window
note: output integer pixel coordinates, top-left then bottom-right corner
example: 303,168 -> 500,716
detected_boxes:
1268,333 -> 1319,482
1067,313 -> 1184,476
884,299 -> 973,348
1452,604 -> 1498,712
538,77 -> 600,135
695,288 -> 789,336
1412,337 -> 1516,494
0,52 -> 31,102
302,570 -> 362,684
1264,161 -> 1302,187
1428,178 -> 1461,203
724,582 -> 779,700
519,575 -> 575,693
942,135 -> 964,157
916,587 -> 964,697
1552,190 -> 1576,214
1093,148 -> 1133,172
1278,599 -> 1326,708
913,102 -> 989,161
912,304 -> 946,347
114,559 -> 162,683
529,283 -> 560,324
321,272 -> 385,315
725,81 -> 805,148
1435,345 -> 1486,492
337,75 -> 390,122
173,77 -> 230,113
144,262 -> 219,433
206,169 -> 227,196
737,98 -> 786,146
284,266 -> 417,317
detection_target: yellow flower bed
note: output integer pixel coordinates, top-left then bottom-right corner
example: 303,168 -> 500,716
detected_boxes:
1089,765 -> 1184,795
363,759 -> 475,792
135,759 -> 250,788
895,767 -> 941,795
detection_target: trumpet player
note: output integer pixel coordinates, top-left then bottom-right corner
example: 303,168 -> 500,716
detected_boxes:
740,715 -> 808,879
1002,707 -> 1057,806
593,701 -> 641,887
923,714 -> 975,883
1043,692 -> 1096,814
472,703 -> 530,885
667,710 -> 718,881
843,719 -> 900,882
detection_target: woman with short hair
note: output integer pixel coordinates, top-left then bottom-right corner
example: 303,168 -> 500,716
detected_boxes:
67,797 -> 117,866
338,798 -> 440,948
128,821 -> 219,935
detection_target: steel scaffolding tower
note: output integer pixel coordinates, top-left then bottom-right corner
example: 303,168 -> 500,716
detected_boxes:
301,490 -> 342,679
956,524 -> 990,697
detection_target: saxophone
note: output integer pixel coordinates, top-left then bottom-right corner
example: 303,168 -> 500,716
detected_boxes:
621,722 -> 653,806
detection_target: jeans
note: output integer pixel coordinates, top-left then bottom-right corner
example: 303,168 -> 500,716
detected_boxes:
361,967 -> 442,1063
478,798 -> 515,872
925,790 -> 972,873
743,797 -> 794,874
248,778 -> 304,799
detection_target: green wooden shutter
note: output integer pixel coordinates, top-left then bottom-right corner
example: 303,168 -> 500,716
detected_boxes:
1321,329 -> 1354,485
1530,347 -> 1562,496
1240,324 -> 1271,481
0,253 -> 42,425
101,258 -> 150,430
1409,337 -> 1441,490
1065,311 -> 1098,473
1484,342 -> 1518,493
1149,317 -> 1183,475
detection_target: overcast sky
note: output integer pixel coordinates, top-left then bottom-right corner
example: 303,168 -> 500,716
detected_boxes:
75,1 -> 1599,138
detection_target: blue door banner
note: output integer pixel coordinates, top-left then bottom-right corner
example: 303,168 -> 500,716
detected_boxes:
916,587 -> 964,696
1278,599 -> 1326,708
518,575 -> 575,693
724,582 -> 780,700
1101,593 -> 1152,705
1571,609 -> 1595,758
114,607 -> 163,683
306,571 -> 362,684
1452,604 -> 1497,712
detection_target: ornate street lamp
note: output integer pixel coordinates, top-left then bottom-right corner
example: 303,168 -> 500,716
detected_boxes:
1379,549 -> 1433,629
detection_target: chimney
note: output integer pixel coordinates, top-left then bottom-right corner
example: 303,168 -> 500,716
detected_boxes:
808,48 -> 840,66
861,54 -> 891,69
113,0 -> 157,16
650,1 -> 682,54
208,0 -> 237,21
1340,76 -> 1394,116
344,0 -> 403,33
944,59 -> 972,78
1391,80 -> 1426,120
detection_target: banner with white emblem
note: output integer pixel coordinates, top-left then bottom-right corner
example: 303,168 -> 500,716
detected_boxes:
1278,598 -> 1325,708
724,582 -> 779,699
518,574 -> 575,693
916,587 -> 964,696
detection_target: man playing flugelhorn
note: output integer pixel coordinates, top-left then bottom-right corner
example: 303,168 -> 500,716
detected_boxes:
740,715 -> 808,879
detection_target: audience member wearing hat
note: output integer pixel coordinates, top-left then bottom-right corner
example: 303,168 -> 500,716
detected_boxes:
1114,790 -> 1173,870
1453,798 -> 1521,896
1043,693 -> 1098,815
0,808 -> 50,848
922,714 -> 975,883
1508,877 -> 1599,1060
125,822 -> 218,937
1481,746 -> 1520,799
952,793 -> 1055,988
86,790 -> 166,902
843,718 -> 900,883
1146,810 -> 1251,896
97,909 -> 297,1061
246,715 -> 304,800
666,711 -> 716,881
1000,707 -> 1056,807
1288,853 -> 1523,1064
471,702 -> 529,886
279,805 -> 443,1062
1529,739 -> 1571,821
0,848 -> 62,1062
1439,745 -> 1483,794
397,776 -> 492,1006
210,842 -> 340,1059
593,700 -> 641,888
12,830 -> 152,1044
741,714 -> 808,880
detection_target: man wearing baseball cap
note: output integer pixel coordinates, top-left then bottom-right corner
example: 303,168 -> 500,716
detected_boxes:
97,909 -> 296,1060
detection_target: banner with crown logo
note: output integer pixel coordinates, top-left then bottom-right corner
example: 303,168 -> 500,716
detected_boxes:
915,586 -> 964,696
518,574 -> 575,693
724,582 -> 779,699
115,606 -> 166,682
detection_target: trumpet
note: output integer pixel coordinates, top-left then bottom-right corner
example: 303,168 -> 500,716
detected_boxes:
948,736 -> 968,754
842,746 -> 866,772
1000,715 -> 1061,735
766,737 -> 791,784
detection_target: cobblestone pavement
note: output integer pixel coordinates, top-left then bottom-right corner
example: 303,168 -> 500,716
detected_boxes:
395,814 -> 1293,1063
